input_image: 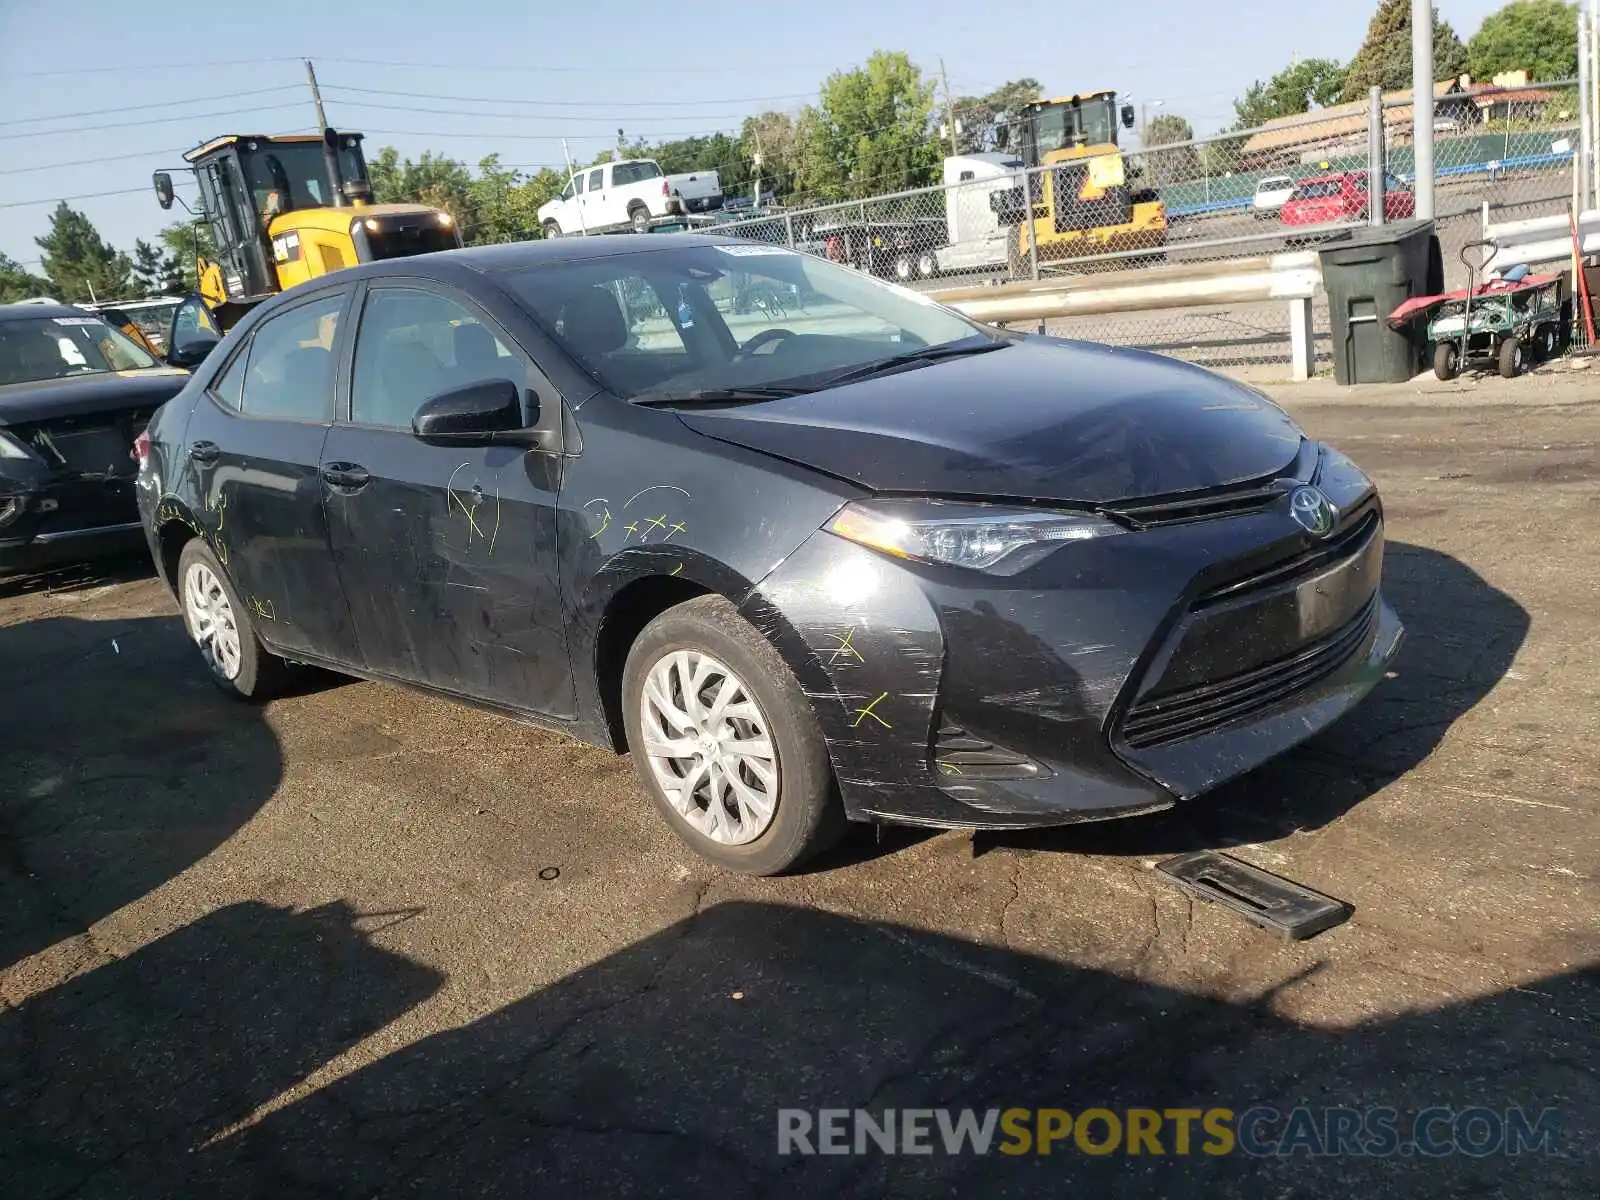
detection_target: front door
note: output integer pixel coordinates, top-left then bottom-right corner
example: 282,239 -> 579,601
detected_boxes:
182,285 -> 360,661
320,282 -> 574,717
587,167 -> 612,228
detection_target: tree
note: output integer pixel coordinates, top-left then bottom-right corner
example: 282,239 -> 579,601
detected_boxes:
794,51 -> 941,202
1142,113 -> 1202,185
466,156 -> 565,243
950,78 -> 1043,153
1469,1 -> 1579,81
34,203 -> 132,303
130,239 -> 185,297
740,111 -> 800,199
1233,58 -> 1349,128
0,252 -> 52,303
368,148 -> 474,223
158,221 -> 216,292
1341,1 -> 1470,101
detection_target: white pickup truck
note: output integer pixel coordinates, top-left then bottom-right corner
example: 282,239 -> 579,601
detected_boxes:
539,158 -> 723,237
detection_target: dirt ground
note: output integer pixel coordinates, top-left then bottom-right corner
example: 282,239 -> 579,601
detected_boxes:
2,365 -> 1596,1197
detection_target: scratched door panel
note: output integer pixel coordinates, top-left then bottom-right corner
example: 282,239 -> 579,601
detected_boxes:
320,426 -> 574,717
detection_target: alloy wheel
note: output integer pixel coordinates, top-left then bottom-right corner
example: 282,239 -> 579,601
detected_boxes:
183,561 -> 243,681
639,649 -> 779,845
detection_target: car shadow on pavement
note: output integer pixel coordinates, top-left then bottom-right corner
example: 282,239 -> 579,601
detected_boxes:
3,900 -> 1588,1196
0,551 -> 155,599
982,540 -> 1528,859
0,611 -> 284,970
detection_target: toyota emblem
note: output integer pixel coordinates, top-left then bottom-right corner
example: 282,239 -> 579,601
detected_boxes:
1288,485 -> 1337,538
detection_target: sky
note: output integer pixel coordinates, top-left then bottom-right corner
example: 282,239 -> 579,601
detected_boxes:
0,0 -> 1509,271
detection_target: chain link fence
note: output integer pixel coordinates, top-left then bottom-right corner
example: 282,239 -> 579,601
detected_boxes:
698,78 -> 1583,371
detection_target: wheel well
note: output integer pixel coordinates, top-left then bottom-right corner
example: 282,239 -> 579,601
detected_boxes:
627,199 -> 648,212
594,575 -> 713,749
156,520 -> 196,596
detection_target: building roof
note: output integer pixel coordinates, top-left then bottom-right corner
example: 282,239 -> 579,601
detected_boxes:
1241,81 -> 1465,158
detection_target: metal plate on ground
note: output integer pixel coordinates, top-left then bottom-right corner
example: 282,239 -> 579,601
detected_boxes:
1156,850 -> 1351,940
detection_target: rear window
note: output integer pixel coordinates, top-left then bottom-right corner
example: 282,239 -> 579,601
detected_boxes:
613,161 -> 662,185
1290,180 -> 1341,200
0,315 -> 157,385
1258,177 -> 1292,192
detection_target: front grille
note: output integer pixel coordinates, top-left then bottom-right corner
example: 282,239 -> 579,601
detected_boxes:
1199,508 -> 1379,606
1100,482 -> 1285,530
933,720 -> 1041,779
1120,597 -> 1378,749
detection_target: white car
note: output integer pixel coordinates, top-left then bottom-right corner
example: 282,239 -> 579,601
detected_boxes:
1251,174 -> 1296,219
539,158 -> 723,237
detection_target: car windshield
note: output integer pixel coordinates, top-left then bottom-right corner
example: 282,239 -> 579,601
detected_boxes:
1291,180 -> 1341,199
0,315 -> 158,386
498,243 -> 995,400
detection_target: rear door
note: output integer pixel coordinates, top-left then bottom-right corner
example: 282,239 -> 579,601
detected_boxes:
319,281 -> 574,716
181,285 -> 360,662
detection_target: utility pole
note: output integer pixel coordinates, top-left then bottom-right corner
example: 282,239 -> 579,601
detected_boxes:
1410,0 -> 1435,219
939,57 -> 959,155
304,59 -> 329,132
751,127 -> 764,207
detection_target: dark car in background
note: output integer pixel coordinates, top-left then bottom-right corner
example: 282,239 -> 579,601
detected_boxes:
0,303 -> 193,572
137,236 -> 1402,874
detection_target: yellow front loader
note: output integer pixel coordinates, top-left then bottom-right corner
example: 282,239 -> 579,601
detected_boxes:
154,129 -> 462,331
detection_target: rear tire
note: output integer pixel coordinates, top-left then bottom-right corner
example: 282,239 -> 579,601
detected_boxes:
1498,335 -> 1524,378
1434,341 -> 1460,381
916,251 -> 937,278
177,538 -> 289,701
892,253 -> 913,282
1534,322 -> 1559,361
629,204 -> 651,234
622,595 -> 846,875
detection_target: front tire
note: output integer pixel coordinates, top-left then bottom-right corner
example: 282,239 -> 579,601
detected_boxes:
622,595 -> 846,875
177,538 -> 288,700
1434,341 -> 1460,381
1498,335 -> 1524,378
542,220 -> 562,239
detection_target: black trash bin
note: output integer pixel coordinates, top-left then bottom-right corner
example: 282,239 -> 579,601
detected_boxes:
1319,219 -> 1442,385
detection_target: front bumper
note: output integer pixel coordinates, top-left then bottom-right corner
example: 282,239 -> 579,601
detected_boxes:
747,444 -> 1404,829
0,476 -> 145,573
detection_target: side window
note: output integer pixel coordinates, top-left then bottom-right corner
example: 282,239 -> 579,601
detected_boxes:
208,345 -> 249,410
588,168 -> 605,192
238,292 -> 345,421
350,288 -> 521,429
570,175 -> 584,197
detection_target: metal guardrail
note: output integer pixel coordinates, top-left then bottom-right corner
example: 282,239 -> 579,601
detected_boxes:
931,251 -> 1323,380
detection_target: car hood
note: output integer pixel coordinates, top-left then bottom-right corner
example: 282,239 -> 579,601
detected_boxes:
0,368 -> 189,425
674,339 -> 1305,504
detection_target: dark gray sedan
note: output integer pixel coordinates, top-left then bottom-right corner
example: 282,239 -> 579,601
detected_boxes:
136,236 -> 1401,873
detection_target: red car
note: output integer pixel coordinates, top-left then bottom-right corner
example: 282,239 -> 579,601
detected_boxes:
1280,171 -> 1415,226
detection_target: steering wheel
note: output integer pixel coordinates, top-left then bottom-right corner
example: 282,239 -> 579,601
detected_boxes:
737,328 -> 796,357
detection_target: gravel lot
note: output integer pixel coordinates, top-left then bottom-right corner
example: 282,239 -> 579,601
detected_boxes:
2,366 -> 1596,1197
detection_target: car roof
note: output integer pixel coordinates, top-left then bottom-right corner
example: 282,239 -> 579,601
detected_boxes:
330,233 -> 756,283
0,302 -> 100,323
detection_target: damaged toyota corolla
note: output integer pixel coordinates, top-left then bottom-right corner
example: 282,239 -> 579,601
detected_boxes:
1,303 -> 191,572
136,236 -> 1402,874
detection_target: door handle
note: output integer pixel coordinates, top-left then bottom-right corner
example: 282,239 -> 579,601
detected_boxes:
189,440 -> 220,464
321,462 -> 371,491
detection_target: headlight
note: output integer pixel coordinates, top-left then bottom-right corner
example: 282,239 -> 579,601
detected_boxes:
827,499 -> 1124,574
0,430 -> 36,460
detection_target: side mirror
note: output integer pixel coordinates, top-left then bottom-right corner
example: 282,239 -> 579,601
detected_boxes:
165,294 -> 221,369
1120,104 -> 1136,129
411,378 -> 531,441
153,171 -> 175,211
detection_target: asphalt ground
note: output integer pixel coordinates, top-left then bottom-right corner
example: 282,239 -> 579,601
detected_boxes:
2,366 -> 1597,1196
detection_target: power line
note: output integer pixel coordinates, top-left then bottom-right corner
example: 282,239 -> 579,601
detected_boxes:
1,147 -> 192,176
6,57 -> 303,78
316,56 -> 831,75
0,102 -> 309,142
0,186 -> 153,210
327,98 -> 760,125
0,85 -> 304,127
320,83 -> 817,110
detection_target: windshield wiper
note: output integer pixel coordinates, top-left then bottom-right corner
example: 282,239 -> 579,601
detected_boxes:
632,385 -> 811,407
819,337 -> 1009,387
